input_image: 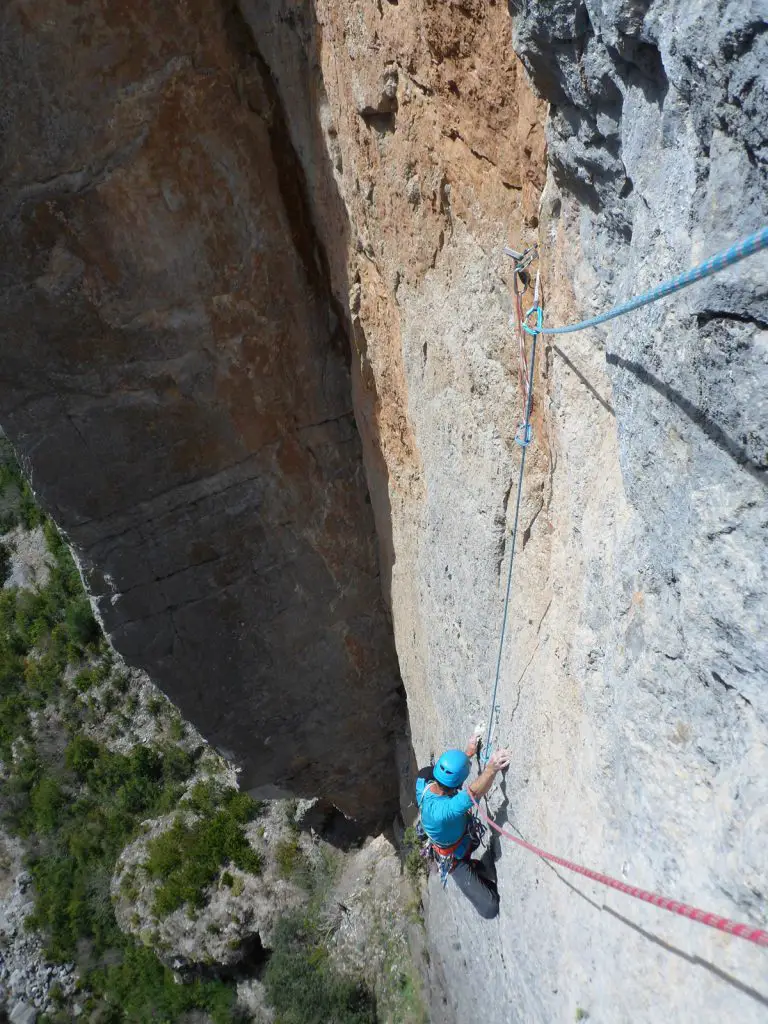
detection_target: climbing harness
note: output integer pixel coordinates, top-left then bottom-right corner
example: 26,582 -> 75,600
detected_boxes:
417,782 -> 487,887
478,225 -> 768,946
424,817 -> 487,888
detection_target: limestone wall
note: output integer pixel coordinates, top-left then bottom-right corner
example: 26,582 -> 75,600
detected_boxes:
1,1 -> 766,1020
268,1 -> 767,1020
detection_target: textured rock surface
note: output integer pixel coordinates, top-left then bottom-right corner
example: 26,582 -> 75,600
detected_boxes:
0,479 -> 427,1020
247,0 -> 767,1022
0,0 -> 402,821
1,1 -> 767,1022
328,834 -> 427,1024
0,834 -> 76,1017
1,528 -> 52,592
417,3 -> 767,1023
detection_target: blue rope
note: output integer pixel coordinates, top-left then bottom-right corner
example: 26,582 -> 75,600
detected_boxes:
523,225 -> 768,337
483,226 -> 766,769
482,305 -> 541,767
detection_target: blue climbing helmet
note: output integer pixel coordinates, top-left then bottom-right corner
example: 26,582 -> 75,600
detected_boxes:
433,749 -> 470,789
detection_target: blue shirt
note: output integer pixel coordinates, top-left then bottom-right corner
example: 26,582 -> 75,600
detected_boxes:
416,778 -> 473,847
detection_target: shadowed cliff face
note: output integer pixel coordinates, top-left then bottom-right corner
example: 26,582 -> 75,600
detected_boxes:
0,0 -> 403,822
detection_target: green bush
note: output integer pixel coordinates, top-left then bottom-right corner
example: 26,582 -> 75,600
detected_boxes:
263,915 -> 376,1024
147,695 -> 164,717
168,716 -> 185,741
13,737 -> 239,1018
186,779 -> 263,821
65,597 -> 100,649
87,944 -> 236,1024
0,589 -> 28,758
65,734 -> 100,776
146,789 -> 262,915
21,741 -> 197,959
113,672 -> 130,694
187,778 -> 221,816
72,661 -> 111,693
402,826 -> 427,883
0,517 -> 112,762
29,776 -> 64,833
275,835 -> 304,880
0,518 -> 106,758
20,489 -> 43,530
0,509 -> 18,533
0,440 -> 42,531
0,585 -> 18,638
0,692 -> 30,759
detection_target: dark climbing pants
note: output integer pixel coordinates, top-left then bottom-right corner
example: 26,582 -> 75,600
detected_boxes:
450,852 -> 500,919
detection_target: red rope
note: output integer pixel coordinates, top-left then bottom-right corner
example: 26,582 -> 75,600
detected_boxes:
469,793 -> 768,948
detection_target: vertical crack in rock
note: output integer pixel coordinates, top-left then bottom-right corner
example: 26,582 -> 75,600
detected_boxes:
224,2 -> 352,363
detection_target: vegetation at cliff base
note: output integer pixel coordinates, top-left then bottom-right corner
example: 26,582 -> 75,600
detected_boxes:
0,441 -> 245,1023
0,439 -> 44,533
13,739 -> 195,960
264,913 -> 377,1024
274,833 -> 305,880
0,518 -> 101,762
0,541 -> 10,586
0,439 -> 405,1024
145,784 -> 263,915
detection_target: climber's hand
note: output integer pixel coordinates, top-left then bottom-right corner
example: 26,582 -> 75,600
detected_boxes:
465,733 -> 481,757
468,746 -> 511,799
489,748 -> 511,772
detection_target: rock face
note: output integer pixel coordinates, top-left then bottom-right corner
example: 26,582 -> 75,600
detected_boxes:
0,1 -> 402,821
1,2 -> 767,1022
328,834 -> 425,1023
243,1 -> 767,1022
414,3 -> 767,1024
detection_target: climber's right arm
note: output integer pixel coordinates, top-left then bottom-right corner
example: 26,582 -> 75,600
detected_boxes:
468,748 -> 511,800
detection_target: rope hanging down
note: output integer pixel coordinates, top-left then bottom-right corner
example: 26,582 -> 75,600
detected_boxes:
482,269 -> 541,767
478,227 -> 768,945
523,225 -> 768,337
470,792 -> 768,949
506,244 -> 540,405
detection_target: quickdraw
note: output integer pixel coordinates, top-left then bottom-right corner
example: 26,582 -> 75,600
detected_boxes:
503,243 -> 539,274
507,245 -> 540,407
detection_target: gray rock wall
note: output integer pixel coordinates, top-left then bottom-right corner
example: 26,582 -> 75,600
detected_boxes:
423,2 -> 768,1022
254,0 -> 765,1020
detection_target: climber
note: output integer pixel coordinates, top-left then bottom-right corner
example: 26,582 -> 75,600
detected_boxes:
416,735 -> 511,919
